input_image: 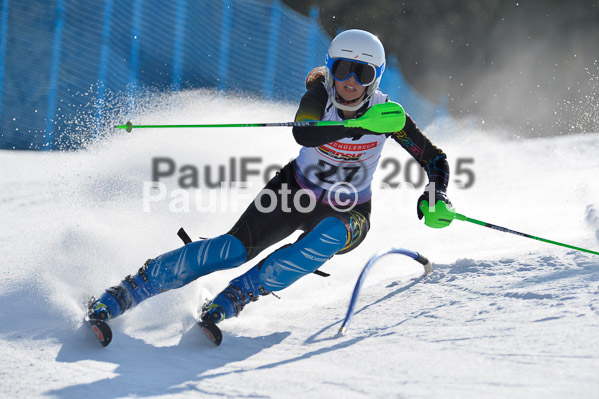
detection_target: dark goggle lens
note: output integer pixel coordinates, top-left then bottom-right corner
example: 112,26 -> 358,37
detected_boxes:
332,60 -> 376,85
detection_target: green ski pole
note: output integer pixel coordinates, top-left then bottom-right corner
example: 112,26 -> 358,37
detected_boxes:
115,101 -> 406,134
115,119 -> 342,132
455,213 -> 599,256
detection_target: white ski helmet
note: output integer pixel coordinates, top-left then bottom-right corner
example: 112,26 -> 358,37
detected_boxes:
324,29 -> 386,112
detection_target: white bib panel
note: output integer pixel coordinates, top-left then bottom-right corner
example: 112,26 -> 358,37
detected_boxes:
294,89 -> 389,203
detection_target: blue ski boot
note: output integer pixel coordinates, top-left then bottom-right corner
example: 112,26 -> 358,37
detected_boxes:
202,265 -> 271,324
88,259 -> 162,321
86,296 -> 111,321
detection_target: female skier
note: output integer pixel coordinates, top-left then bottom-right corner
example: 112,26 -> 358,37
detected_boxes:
88,29 -> 454,329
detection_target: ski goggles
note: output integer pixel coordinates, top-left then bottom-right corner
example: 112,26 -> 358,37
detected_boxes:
325,54 -> 384,86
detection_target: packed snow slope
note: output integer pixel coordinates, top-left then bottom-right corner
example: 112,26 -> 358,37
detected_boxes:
1,91 -> 598,398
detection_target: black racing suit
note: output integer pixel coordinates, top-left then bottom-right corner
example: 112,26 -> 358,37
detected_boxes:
228,84 -> 450,262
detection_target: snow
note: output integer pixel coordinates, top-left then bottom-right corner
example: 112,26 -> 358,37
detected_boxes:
1,91 -> 599,398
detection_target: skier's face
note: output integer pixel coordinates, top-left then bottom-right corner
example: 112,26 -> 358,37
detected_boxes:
334,75 -> 367,103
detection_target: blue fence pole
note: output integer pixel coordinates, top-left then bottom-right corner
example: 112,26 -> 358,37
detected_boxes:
304,5 -> 319,78
44,0 -> 66,150
172,0 -> 186,91
218,0 -> 233,92
96,0 -> 114,134
263,0 -> 281,99
0,0 -> 9,129
128,0 -> 143,110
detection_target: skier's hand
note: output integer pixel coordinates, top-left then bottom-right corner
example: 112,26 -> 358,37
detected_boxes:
417,189 -> 455,228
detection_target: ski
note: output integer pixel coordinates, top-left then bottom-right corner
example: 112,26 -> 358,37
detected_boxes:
84,317 -> 112,347
198,318 -> 223,346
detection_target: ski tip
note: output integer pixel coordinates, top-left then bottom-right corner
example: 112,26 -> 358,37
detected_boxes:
199,320 -> 223,346
85,318 -> 113,347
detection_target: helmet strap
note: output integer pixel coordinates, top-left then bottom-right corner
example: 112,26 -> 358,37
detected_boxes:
330,86 -> 373,112
335,91 -> 364,106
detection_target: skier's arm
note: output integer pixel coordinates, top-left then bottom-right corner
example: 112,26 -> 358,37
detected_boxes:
389,114 -> 449,190
390,114 -> 454,227
292,85 -> 368,147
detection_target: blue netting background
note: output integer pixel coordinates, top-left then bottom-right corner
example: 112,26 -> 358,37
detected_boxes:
0,0 -> 445,150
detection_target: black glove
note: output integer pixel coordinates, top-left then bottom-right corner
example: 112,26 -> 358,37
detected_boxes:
417,189 -> 453,220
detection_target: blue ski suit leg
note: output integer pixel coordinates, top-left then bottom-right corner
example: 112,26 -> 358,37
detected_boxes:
203,216 -> 348,322
93,234 -> 247,320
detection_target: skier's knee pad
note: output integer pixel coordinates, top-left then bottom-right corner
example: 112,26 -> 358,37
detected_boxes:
257,217 -> 347,291
146,234 -> 247,290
